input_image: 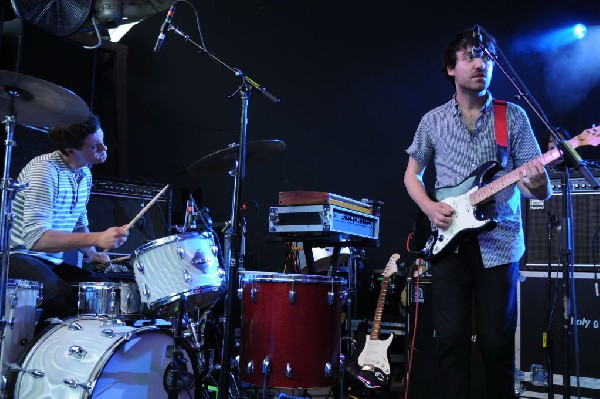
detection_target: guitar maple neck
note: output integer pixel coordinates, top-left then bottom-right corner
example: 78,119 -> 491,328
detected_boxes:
470,147 -> 562,205
371,276 -> 389,339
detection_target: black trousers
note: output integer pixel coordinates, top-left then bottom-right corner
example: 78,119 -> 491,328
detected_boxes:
431,238 -> 519,399
8,253 -> 110,334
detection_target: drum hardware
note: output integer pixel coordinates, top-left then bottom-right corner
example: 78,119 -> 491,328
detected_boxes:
0,71 -> 89,399
164,296 -> 196,398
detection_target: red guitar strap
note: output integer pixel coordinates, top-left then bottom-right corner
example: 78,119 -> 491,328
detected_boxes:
493,99 -> 508,168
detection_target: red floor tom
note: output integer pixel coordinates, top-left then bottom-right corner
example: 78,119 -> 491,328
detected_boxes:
238,271 -> 346,388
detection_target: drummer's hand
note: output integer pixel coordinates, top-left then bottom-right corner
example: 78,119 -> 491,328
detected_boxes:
97,225 -> 129,250
88,251 -> 111,271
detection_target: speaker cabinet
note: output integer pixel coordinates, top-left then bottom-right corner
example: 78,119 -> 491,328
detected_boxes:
517,271 -> 600,384
524,178 -> 600,269
87,179 -> 172,256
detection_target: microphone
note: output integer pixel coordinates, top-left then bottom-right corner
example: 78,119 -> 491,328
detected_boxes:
471,25 -> 484,59
185,197 -> 197,231
153,3 -> 177,53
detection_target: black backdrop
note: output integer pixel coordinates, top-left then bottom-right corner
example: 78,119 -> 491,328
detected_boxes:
2,0 -> 600,319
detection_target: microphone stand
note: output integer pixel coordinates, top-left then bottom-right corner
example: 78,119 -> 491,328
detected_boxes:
477,26 -> 599,399
165,23 -> 280,399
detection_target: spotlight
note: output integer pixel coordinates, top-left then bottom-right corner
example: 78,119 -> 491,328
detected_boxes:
95,0 -> 124,28
573,23 -> 587,39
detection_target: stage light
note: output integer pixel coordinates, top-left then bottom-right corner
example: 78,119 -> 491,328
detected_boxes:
573,23 -> 587,39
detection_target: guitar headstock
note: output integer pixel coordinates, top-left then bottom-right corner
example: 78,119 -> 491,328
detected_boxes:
382,254 -> 400,278
571,125 -> 600,149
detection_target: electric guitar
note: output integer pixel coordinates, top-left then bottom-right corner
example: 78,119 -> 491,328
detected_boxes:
413,126 -> 600,261
347,254 -> 399,389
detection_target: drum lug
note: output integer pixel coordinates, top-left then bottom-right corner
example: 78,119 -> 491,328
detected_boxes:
328,291 -> 334,305
136,261 -> 145,274
109,290 -> 117,314
143,284 -> 151,298
9,363 -> 45,378
68,345 -> 88,359
250,288 -> 257,302
62,378 -> 93,393
262,356 -> 271,375
67,321 -> 83,331
183,269 -> 192,283
324,362 -> 333,377
289,289 -> 296,304
285,362 -> 293,379
246,360 -> 254,374
9,292 -> 17,309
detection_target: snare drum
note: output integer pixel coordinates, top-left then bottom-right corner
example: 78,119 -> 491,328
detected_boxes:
13,317 -> 199,398
238,272 -> 346,388
72,282 -> 143,319
1,279 -> 42,375
131,231 -> 226,316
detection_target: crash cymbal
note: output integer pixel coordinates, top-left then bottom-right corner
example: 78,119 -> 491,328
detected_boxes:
187,139 -> 286,176
0,70 -> 89,128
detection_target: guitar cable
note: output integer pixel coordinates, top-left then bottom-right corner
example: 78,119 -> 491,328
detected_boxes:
403,259 -> 423,399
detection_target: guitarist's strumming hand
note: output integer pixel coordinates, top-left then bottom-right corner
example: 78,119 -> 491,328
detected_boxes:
423,199 -> 455,229
404,156 -> 455,229
517,158 -> 551,200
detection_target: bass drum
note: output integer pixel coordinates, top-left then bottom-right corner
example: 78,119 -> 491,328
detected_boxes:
12,317 -> 199,398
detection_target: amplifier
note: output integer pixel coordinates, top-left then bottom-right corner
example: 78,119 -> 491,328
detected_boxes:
524,177 -> 600,269
268,204 -> 380,241
87,178 -> 172,256
517,271 -> 600,383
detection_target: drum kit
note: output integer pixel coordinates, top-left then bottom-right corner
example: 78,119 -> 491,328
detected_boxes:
0,68 -> 354,398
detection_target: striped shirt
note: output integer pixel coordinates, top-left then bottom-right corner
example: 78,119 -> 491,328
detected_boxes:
406,93 -> 543,268
10,151 -> 92,264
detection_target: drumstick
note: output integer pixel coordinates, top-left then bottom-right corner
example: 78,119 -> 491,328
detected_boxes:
125,184 -> 170,231
102,184 -> 170,252
110,255 -> 131,263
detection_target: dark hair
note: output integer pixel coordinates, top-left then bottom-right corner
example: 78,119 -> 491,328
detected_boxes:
48,112 -> 100,154
442,25 -> 497,86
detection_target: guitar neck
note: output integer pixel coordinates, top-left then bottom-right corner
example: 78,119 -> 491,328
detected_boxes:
470,147 -> 562,205
370,276 -> 389,339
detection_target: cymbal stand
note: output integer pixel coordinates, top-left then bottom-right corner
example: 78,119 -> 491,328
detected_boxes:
0,100 -> 27,393
166,20 -> 280,399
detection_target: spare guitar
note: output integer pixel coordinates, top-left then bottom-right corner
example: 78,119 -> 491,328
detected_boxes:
346,253 -> 399,389
413,127 -> 600,261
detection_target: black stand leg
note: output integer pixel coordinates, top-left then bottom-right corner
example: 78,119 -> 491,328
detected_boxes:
165,296 -> 196,399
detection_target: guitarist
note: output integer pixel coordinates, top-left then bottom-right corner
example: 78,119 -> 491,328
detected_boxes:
403,26 -> 551,399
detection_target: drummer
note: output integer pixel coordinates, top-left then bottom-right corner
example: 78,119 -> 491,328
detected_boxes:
8,112 -> 129,334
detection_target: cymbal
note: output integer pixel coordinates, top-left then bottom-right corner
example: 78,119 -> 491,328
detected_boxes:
186,139 -> 286,176
0,70 -> 89,128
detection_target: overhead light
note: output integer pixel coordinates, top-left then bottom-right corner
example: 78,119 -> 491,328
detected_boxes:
95,0 -> 124,28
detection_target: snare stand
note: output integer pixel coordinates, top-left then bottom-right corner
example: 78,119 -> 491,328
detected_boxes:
164,295 -> 196,399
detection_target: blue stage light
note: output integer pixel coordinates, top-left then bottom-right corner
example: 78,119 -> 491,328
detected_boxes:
573,23 -> 587,39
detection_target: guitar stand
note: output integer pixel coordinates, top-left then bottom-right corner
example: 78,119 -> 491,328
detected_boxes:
164,296 -> 196,399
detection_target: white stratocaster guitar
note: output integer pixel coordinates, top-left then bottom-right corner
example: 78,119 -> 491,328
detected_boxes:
413,126 -> 600,261
348,254 -> 399,389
